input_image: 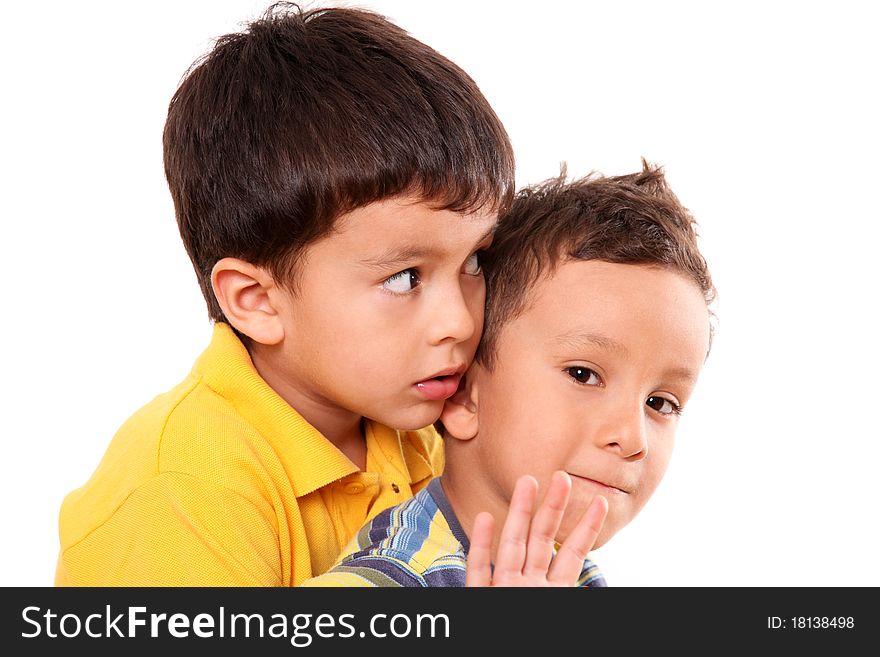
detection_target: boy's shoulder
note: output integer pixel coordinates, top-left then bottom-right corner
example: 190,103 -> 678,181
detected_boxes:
57,325 -> 285,533
57,355 -> 267,541
89,330 -> 277,480
60,323 -> 445,547
307,477 -> 611,588
309,481 -> 467,587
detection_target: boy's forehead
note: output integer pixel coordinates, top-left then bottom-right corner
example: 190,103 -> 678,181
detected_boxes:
497,260 -> 711,368
329,196 -> 497,256
334,195 -> 499,227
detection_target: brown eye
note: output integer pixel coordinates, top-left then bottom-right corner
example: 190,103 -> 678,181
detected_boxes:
382,268 -> 420,293
646,396 -> 679,415
566,366 -> 601,386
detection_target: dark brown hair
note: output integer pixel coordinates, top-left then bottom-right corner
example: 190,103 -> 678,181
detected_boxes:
163,2 -> 514,321
476,161 -> 716,368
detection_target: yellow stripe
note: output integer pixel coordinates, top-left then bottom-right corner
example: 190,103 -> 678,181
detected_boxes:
299,571 -> 374,587
409,507 -> 461,569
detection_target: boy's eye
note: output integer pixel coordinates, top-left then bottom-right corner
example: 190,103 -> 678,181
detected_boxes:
566,366 -> 601,386
646,396 -> 681,416
382,268 -> 420,294
463,252 -> 482,276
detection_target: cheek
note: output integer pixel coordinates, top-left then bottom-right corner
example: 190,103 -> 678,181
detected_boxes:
313,288 -> 408,344
462,278 -> 486,341
480,403 -> 573,478
468,279 -> 486,320
304,311 -> 409,382
619,441 -> 675,524
292,282 -> 356,338
641,449 -> 674,503
475,388 -> 537,468
480,363 -> 575,438
645,434 -> 675,488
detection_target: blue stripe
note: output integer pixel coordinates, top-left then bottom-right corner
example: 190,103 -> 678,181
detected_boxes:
331,479 -> 608,587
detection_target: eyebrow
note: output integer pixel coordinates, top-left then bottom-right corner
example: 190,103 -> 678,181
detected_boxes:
554,330 -> 630,357
360,246 -> 434,271
359,225 -> 496,271
660,367 -> 699,385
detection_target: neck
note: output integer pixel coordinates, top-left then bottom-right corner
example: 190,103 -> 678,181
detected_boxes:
250,346 -> 367,470
441,450 -> 508,561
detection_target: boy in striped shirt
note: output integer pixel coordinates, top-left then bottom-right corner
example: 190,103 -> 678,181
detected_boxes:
305,163 -> 716,586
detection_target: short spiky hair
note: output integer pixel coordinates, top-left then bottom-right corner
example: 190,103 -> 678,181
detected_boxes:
476,161 -> 716,368
163,2 -> 514,321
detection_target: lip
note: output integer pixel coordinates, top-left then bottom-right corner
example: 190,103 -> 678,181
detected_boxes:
568,472 -> 630,495
413,364 -> 467,401
421,364 -> 467,380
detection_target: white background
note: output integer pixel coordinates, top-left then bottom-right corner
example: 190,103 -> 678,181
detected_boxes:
2,0 -> 878,587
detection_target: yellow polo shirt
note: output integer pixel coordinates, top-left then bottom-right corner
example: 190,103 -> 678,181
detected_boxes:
55,323 -> 443,586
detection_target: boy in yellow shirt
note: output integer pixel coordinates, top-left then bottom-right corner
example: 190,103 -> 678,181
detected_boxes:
55,3 -> 513,586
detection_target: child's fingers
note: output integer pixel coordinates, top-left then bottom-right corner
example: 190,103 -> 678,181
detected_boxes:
492,475 -> 538,582
522,471 -> 571,579
548,494 -> 608,585
465,512 -> 496,587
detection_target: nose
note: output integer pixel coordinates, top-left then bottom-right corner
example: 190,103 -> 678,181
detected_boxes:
593,398 -> 648,461
426,280 -> 481,345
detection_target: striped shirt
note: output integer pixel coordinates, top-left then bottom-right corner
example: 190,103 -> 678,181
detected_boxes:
302,477 -> 607,587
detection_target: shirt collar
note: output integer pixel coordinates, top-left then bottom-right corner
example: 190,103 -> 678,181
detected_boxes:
426,477 -> 470,553
193,322 -> 437,497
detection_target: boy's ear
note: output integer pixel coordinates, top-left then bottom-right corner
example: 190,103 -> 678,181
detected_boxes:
439,373 -> 480,442
211,257 -> 284,346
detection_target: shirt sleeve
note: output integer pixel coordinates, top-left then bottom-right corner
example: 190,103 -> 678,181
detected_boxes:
299,553 -> 427,587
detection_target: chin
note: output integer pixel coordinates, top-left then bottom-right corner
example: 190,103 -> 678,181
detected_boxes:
594,519 -> 626,550
558,513 -> 619,552
592,531 -> 613,551
376,403 -> 443,432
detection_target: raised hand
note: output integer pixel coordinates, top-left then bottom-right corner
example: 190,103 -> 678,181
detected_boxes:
465,470 -> 608,587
